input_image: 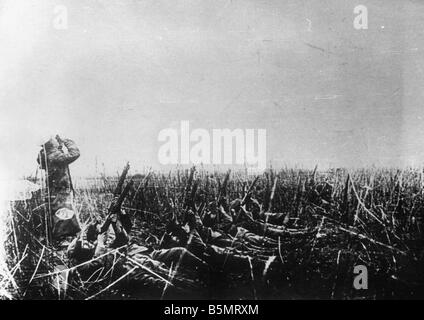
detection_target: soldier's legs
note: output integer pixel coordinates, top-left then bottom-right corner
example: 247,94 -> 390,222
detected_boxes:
151,247 -> 208,271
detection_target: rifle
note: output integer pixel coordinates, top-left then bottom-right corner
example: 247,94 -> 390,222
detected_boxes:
234,175 -> 259,223
113,162 -> 130,196
241,175 -> 259,206
100,179 -> 134,234
100,163 -> 133,234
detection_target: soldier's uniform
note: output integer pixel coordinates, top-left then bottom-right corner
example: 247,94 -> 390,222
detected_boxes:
165,212 -> 278,275
66,224 -> 207,298
37,137 -> 81,240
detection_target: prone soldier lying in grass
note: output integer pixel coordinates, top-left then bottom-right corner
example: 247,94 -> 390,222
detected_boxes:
65,164 -> 209,298
63,165 -> 306,298
162,210 -> 281,277
66,205 -> 211,298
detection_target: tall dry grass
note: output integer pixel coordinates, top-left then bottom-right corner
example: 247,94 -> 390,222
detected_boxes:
3,167 -> 424,299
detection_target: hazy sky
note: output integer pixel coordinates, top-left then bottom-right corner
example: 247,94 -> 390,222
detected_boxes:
1,0 -> 424,178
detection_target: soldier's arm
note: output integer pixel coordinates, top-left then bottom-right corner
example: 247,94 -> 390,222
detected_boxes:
67,235 -> 111,274
49,138 -> 80,165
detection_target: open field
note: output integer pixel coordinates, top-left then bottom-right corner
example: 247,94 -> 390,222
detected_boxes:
3,167 -> 424,299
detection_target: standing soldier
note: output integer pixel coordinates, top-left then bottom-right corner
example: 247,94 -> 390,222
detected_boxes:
37,135 -> 81,244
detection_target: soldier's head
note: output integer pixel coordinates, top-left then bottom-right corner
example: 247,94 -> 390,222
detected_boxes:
45,137 -> 60,150
37,137 -> 60,169
131,173 -> 144,184
246,197 -> 261,217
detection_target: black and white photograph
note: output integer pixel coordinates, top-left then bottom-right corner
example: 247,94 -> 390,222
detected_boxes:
0,0 -> 424,303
